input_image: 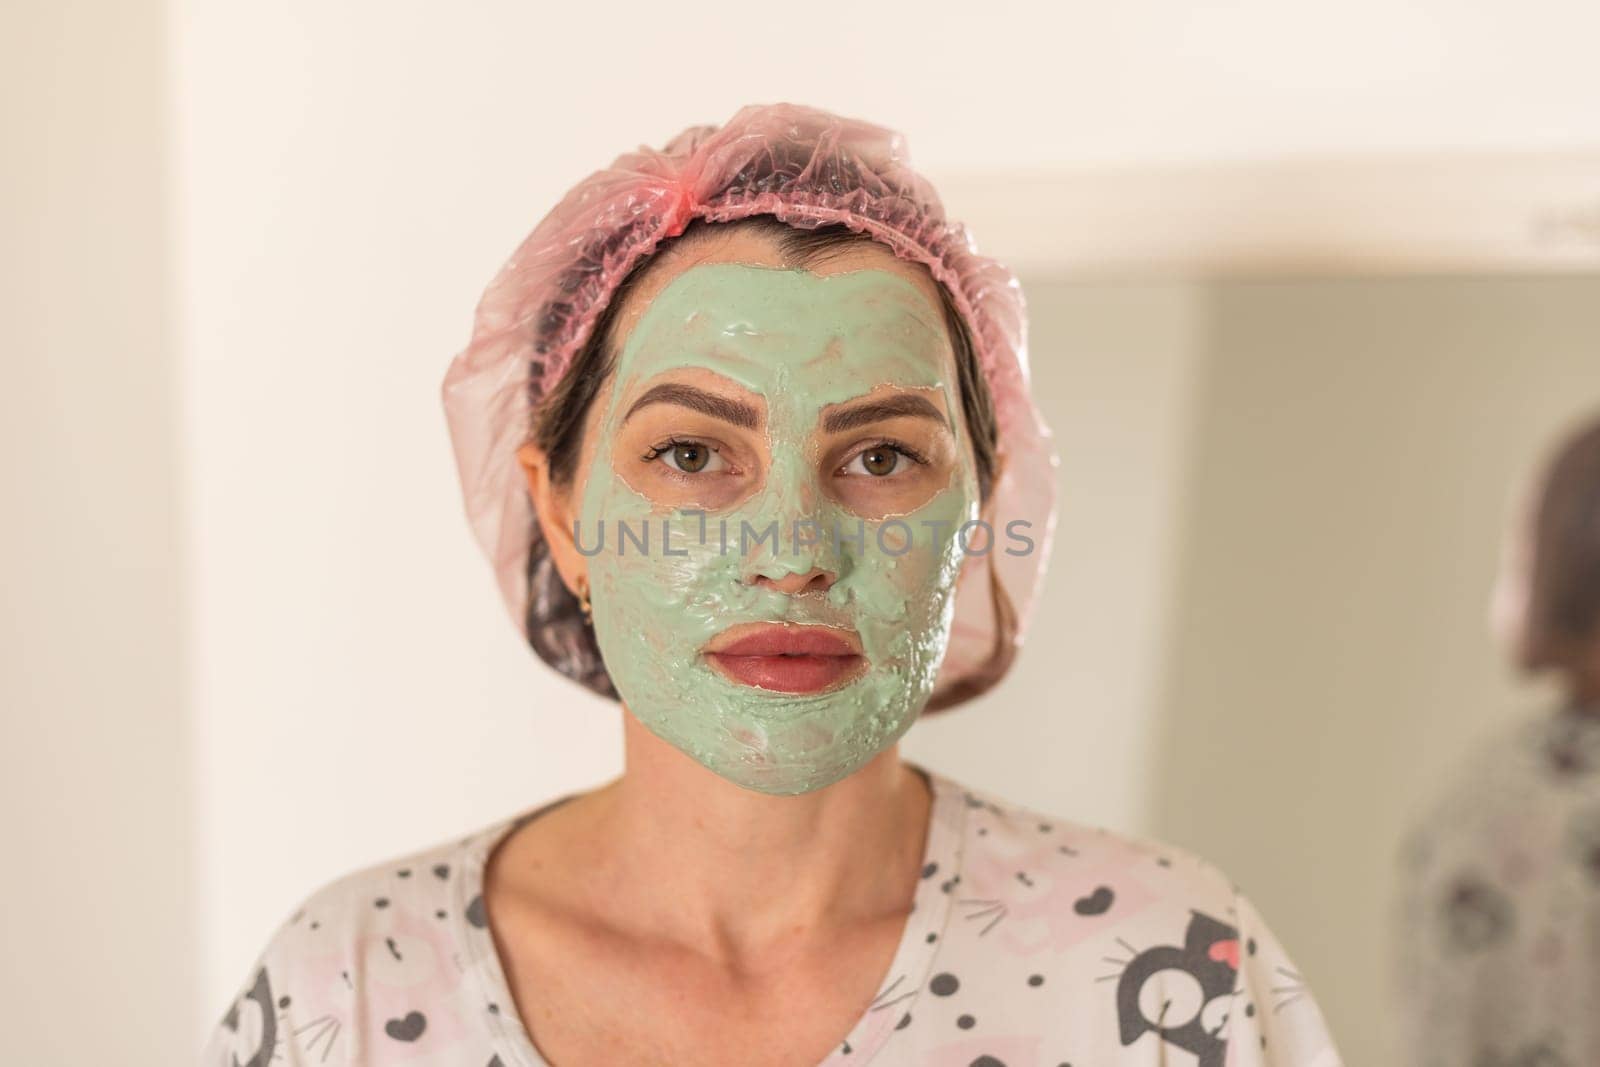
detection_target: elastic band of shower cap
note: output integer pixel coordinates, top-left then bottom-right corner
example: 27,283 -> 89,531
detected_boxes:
440,101 -> 1059,711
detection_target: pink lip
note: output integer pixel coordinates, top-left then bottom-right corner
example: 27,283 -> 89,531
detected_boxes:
703,623 -> 866,694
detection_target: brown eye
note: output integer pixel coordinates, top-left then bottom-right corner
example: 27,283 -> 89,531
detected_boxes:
862,448 -> 897,476
858,446 -> 899,476
645,438 -> 728,474
667,442 -> 710,473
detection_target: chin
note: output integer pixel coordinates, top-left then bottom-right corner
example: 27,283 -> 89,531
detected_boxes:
712,754 -> 870,797
638,694 -> 926,796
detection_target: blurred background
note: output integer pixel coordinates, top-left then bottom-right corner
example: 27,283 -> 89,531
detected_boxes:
6,1 -> 1600,1064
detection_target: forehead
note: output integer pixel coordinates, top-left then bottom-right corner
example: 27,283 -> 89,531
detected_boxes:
602,227 -> 953,383
614,265 -> 955,407
610,223 -> 949,343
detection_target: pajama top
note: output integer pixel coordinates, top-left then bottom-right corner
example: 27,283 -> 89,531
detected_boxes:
204,765 -> 1343,1066
1393,704 -> 1600,1066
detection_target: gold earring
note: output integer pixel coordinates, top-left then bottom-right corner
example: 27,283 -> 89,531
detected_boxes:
577,579 -> 592,621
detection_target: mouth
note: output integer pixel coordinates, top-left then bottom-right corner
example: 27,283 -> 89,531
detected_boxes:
703,622 -> 867,695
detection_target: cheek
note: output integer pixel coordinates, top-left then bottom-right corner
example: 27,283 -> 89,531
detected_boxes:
846,517 -> 971,658
584,508 -> 762,664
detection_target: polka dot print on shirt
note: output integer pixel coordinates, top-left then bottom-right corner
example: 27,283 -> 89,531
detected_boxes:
202,768 -> 1342,1066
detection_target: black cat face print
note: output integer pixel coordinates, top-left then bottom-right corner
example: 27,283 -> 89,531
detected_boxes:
217,967 -> 277,1067
1114,910 -> 1238,1067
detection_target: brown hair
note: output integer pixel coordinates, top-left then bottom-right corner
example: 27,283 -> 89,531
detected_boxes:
523,214 -> 1007,707
1520,413 -> 1600,687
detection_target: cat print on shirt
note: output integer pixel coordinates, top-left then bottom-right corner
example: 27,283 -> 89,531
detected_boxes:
216,966 -> 279,1067
1114,909 -> 1238,1067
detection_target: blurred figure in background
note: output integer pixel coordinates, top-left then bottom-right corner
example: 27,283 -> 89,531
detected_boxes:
1394,411 -> 1600,1067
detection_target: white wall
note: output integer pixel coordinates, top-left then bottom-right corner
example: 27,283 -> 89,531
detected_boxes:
3,1 -> 192,1063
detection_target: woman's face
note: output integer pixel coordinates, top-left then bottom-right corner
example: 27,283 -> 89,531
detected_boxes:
549,230 -> 980,795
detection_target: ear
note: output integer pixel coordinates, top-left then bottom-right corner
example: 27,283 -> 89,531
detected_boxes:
518,442 -> 588,600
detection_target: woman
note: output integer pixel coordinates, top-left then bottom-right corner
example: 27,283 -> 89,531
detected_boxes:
205,103 -> 1341,1066
1394,413 -> 1600,1066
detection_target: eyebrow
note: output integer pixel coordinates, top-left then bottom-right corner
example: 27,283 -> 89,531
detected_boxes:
822,393 -> 948,434
621,383 -> 762,430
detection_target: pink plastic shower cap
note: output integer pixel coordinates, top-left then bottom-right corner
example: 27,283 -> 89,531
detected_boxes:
441,101 -> 1058,709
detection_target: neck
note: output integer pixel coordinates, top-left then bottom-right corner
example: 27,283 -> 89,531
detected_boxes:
575,708 -> 931,969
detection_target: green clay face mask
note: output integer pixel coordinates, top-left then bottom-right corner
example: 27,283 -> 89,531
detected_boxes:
576,262 -> 979,795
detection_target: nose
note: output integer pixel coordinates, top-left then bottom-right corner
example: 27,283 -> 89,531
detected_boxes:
751,567 -> 837,596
